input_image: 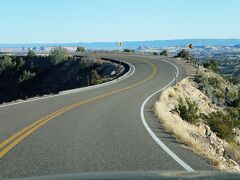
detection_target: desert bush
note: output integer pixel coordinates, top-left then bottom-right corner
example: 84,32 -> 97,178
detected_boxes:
227,76 -> 240,85
18,70 -> 36,84
0,56 -> 15,75
226,107 -> 240,127
203,60 -> 219,72
49,47 -> 69,65
16,57 -> 25,70
76,46 -> 85,52
227,88 -> 240,108
27,49 -> 37,58
123,49 -> 134,53
91,70 -> 102,85
208,77 -> 221,89
177,97 -> 200,124
175,49 -> 191,59
194,71 -> 232,106
206,111 -> 235,141
160,50 -> 168,56
213,89 -> 224,99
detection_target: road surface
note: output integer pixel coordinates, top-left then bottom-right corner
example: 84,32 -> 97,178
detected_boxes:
0,54 -> 214,178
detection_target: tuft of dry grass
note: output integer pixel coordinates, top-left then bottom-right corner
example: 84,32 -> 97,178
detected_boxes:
228,142 -> 240,161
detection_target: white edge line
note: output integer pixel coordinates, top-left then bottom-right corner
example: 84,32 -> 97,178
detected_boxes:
0,60 -> 135,108
140,57 -> 195,172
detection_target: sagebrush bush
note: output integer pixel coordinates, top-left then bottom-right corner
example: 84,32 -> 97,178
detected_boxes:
226,107 -> 240,127
206,111 -> 234,141
203,60 -> 219,72
18,70 -> 36,84
91,70 -> 102,85
49,47 -> 69,65
177,97 -> 200,124
208,77 -> 221,89
194,71 -> 231,106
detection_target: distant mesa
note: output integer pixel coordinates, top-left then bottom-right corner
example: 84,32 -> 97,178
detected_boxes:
136,46 -> 149,51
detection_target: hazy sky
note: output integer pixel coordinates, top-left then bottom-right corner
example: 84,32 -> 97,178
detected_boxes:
0,0 -> 240,43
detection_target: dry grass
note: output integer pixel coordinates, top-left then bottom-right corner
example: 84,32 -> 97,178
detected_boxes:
154,78 -> 239,171
228,142 -> 240,161
155,87 -> 212,156
198,68 -> 239,92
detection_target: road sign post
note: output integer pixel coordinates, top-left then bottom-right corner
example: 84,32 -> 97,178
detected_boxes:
118,42 -> 123,66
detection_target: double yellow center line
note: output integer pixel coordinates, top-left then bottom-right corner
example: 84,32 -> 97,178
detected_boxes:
0,60 -> 157,159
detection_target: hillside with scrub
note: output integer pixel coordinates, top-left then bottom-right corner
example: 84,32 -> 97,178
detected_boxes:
0,48 -> 123,104
155,55 -> 240,171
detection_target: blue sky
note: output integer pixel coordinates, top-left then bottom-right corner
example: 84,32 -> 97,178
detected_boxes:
0,0 -> 240,43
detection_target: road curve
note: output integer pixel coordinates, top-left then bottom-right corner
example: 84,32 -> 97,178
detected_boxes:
0,54 -> 214,178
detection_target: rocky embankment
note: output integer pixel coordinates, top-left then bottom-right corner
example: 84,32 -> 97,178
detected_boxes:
155,78 -> 240,171
155,59 -> 240,172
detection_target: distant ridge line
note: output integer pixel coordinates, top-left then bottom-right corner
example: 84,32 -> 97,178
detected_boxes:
1,39 -> 240,49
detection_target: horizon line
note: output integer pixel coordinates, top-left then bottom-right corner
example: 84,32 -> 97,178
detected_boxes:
1,38 -> 240,45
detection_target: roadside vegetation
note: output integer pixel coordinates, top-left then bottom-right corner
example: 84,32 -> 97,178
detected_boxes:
175,49 -> 191,60
0,47 -> 122,104
177,97 -> 200,125
153,50 -> 168,56
195,62 -> 240,150
160,50 -> 168,56
123,49 -> 135,53
155,53 -> 240,171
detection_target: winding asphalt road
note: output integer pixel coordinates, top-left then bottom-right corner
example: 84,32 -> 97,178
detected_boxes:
0,54 -> 214,178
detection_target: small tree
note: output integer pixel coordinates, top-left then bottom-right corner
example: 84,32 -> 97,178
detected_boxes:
16,57 -> 25,70
49,47 -> 69,65
27,49 -> 37,58
0,56 -> 14,75
203,59 -> 219,72
76,46 -> 85,52
160,50 -> 168,56
91,70 -> 101,85
18,70 -> 36,83
176,49 -> 191,59
123,49 -> 134,53
207,111 -> 234,141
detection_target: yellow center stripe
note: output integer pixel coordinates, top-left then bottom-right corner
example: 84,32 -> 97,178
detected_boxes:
0,60 -> 157,158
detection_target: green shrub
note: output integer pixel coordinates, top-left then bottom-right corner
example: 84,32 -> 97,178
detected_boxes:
91,70 -> 102,85
175,49 -> 191,59
213,89 -> 224,99
194,73 -> 229,106
230,98 -> 240,108
153,52 -> 158,56
226,107 -> 240,127
160,50 -> 168,56
207,77 -> 221,89
206,111 -> 234,141
123,49 -> 134,53
76,46 -> 85,52
49,47 -> 69,65
27,49 -> 37,58
0,56 -> 15,75
177,97 -> 200,124
203,60 -> 219,72
16,57 -> 25,70
18,70 -> 36,84
227,76 -> 240,85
